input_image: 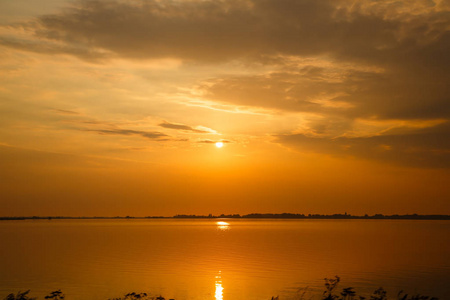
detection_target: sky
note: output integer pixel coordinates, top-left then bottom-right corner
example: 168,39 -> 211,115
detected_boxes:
0,0 -> 449,217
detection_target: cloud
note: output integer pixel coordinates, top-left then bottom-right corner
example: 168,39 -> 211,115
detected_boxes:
51,109 -> 80,115
198,139 -> 231,144
274,121 -> 450,168
158,121 -> 215,134
52,113 -> 173,142
84,128 -> 169,140
0,32 -> 111,62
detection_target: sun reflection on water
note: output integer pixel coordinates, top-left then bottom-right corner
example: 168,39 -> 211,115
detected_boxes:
215,271 -> 224,300
216,221 -> 229,231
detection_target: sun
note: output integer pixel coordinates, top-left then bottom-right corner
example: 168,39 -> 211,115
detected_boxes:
215,142 -> 224,148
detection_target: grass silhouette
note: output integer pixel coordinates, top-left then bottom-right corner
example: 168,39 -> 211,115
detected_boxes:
2,277 -> 439,300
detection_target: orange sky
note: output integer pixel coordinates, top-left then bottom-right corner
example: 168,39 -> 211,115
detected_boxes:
0,0 -> 449,216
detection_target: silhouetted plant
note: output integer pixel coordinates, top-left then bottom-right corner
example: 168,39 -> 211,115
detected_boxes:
341,287 -> 357,300
126,293 -> 148,300
109,293 -> 172,300
3,290 -> 36,300
323,276 -> 341,300
109,292 -> 148,300
397,291 -> 438,300
293,287 -> 312,300
44,290 -> 64,300
370,288 -> 387,300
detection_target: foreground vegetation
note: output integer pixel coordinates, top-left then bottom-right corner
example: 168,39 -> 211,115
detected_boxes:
3,277 -> 439,300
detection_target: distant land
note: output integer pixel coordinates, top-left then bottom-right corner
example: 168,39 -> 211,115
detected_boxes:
1,213 -> 450,220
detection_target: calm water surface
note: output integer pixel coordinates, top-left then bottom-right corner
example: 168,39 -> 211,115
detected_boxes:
0,219 -> 449,299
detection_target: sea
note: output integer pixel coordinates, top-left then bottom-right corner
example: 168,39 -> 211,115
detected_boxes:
0,219 -> 449,299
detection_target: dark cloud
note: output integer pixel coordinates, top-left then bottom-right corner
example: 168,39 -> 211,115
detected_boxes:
85,128 -> 168,140
274,122 -> 450,168
158,121 -> 211,133
0,0 -> 446,70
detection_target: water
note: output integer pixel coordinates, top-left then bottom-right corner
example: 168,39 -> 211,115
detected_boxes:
0,219 -> 449,299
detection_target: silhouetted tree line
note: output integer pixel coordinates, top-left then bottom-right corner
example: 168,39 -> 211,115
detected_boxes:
173,213 -> 450,220
3,277 -> 439,300
1,214 -> 449,221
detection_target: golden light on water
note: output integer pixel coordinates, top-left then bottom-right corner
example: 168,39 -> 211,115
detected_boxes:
216,221 -> 230,231
215,271 -> 224,300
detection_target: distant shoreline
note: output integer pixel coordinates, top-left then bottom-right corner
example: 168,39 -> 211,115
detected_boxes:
1,213 -> 449,220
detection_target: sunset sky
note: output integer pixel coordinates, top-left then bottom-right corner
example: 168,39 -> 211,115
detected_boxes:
1,0 -> 449,217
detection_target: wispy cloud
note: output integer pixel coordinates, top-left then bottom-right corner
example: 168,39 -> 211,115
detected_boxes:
83,128 -> 169,140
197,139 -> 231,144
158,121 -> 216,134
51,109 -> 80,115
0,33 -> 111,62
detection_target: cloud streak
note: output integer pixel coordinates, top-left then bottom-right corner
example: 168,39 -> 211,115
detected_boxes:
198,139 -> 231,144
51,109 -> 81,115
158,121 -> 215,134
84,128 -> 169,140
